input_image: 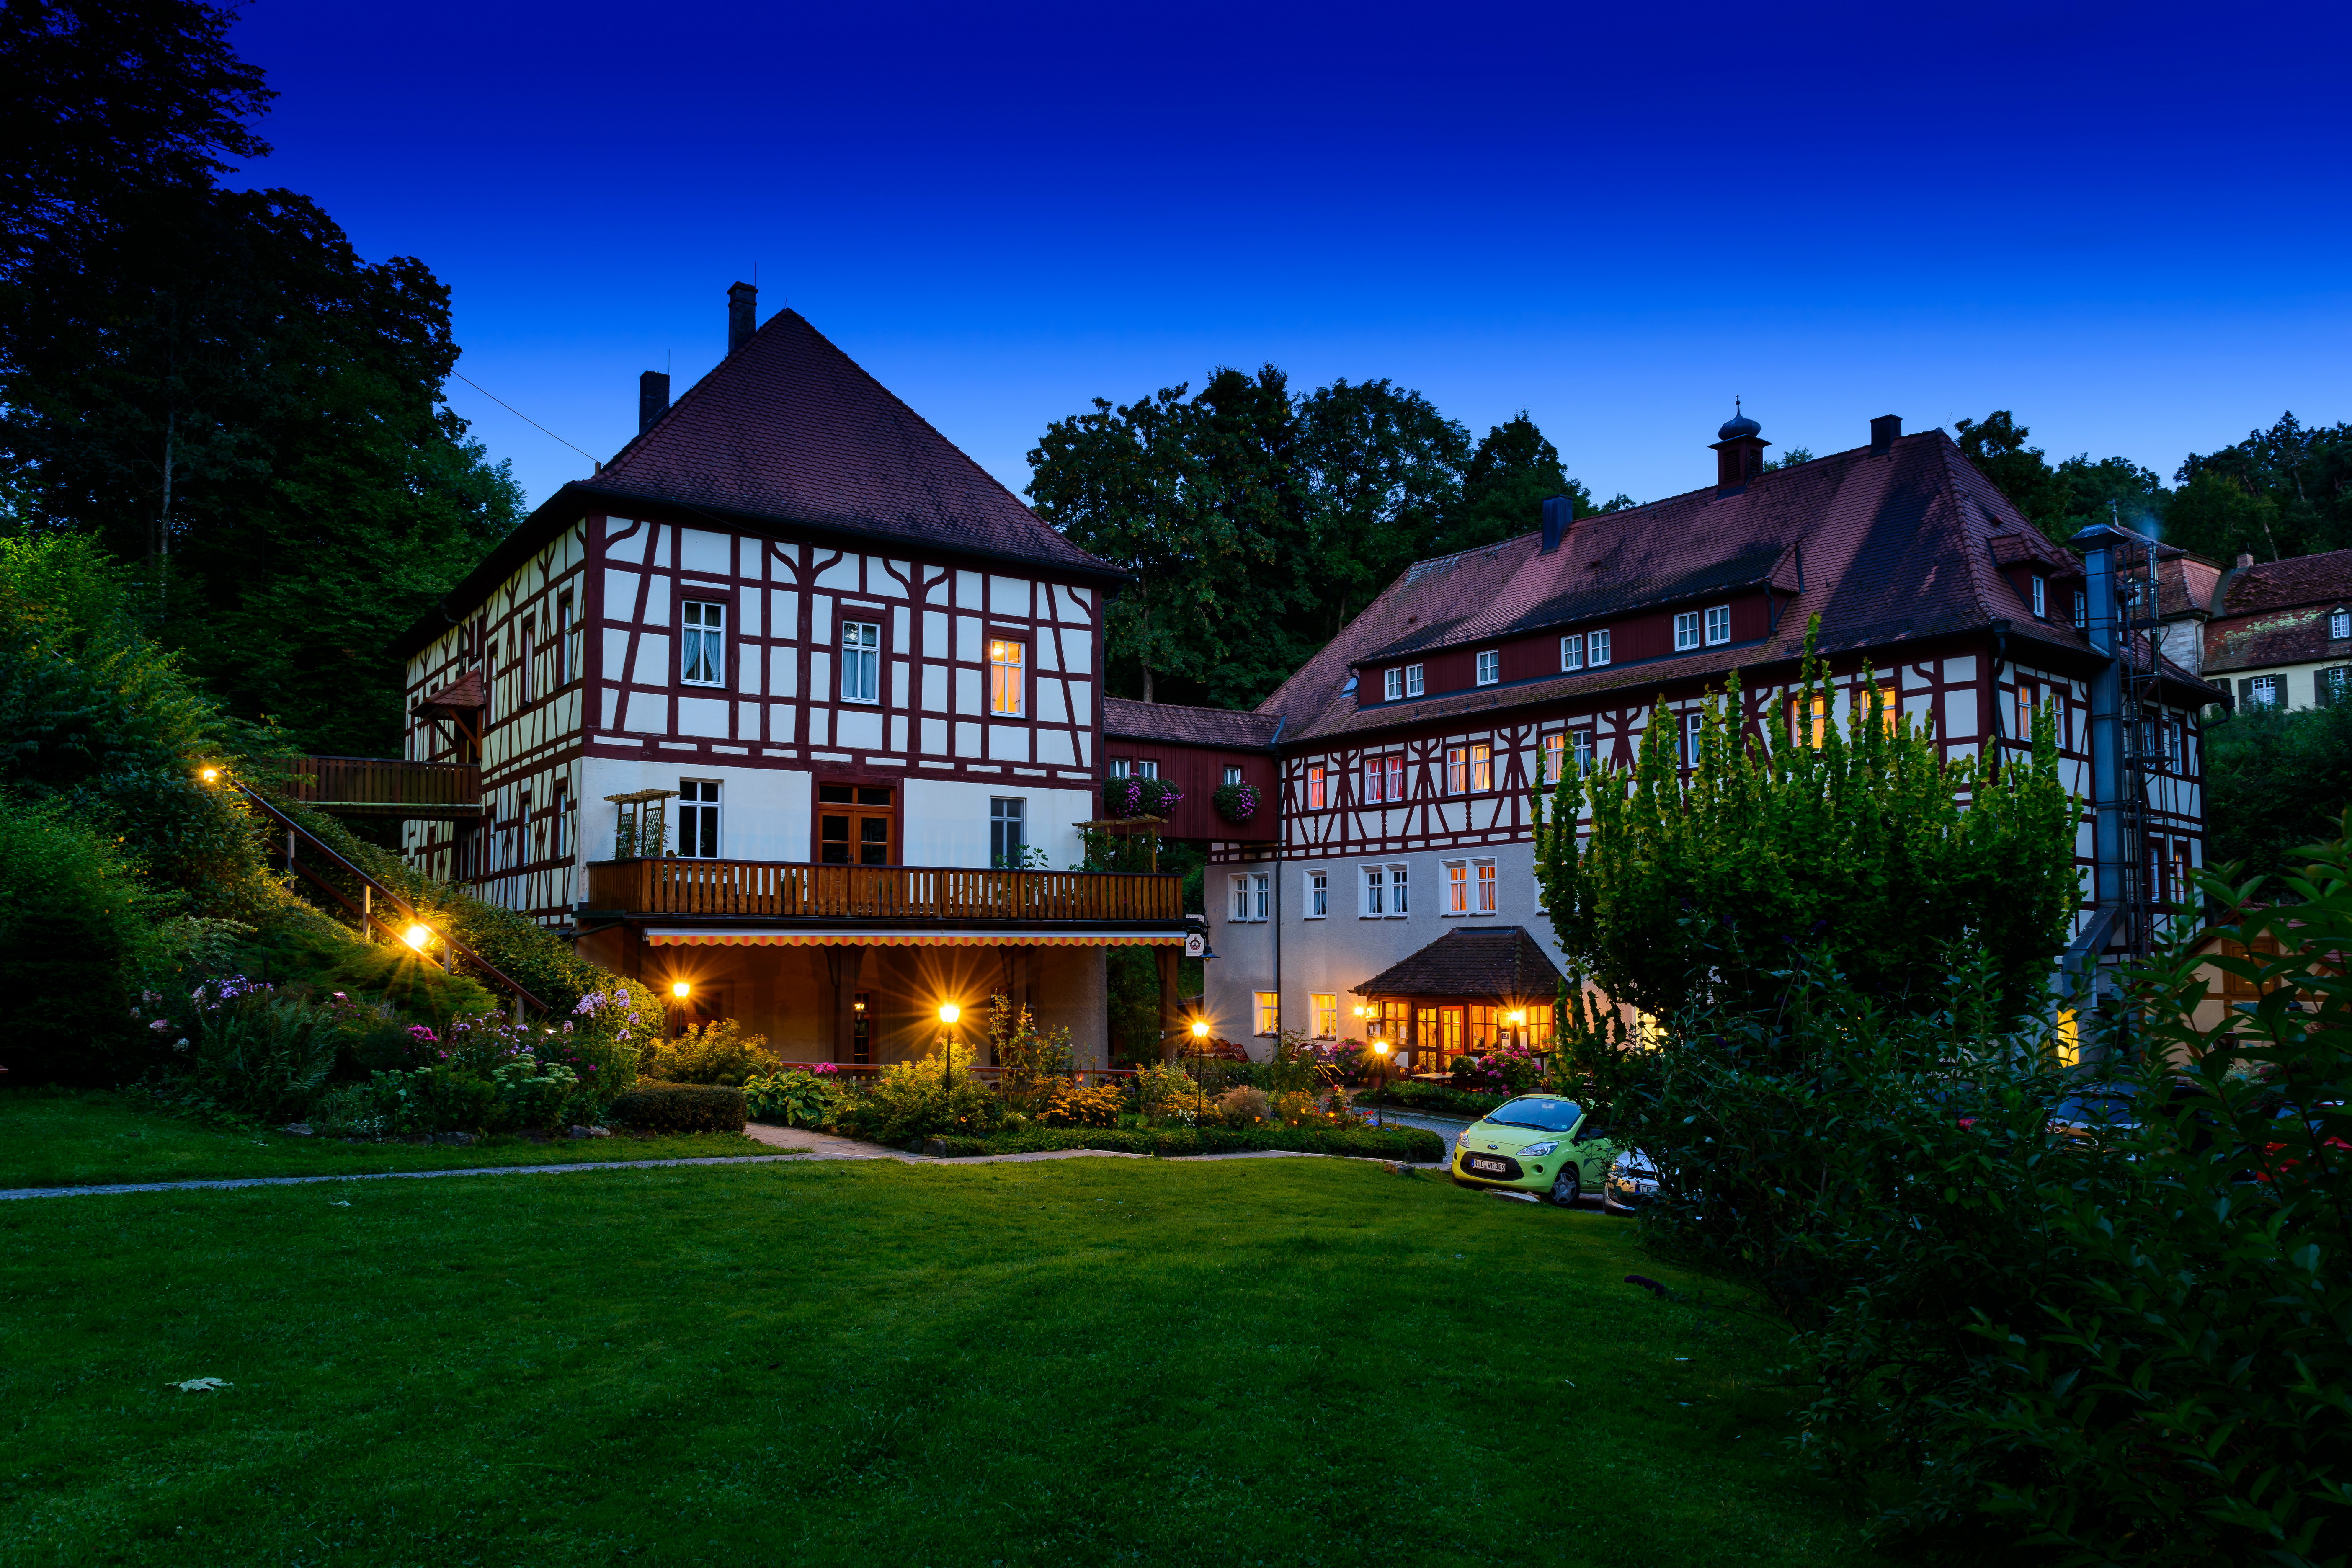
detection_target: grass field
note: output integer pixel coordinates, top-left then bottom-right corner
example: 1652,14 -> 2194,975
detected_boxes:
0,1155 -> 1867,1568
0,1088 -> 790,1188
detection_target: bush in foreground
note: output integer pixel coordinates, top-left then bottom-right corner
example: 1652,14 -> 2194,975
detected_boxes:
606,1084 -> 747,1134
921,1123 -> 1445,1161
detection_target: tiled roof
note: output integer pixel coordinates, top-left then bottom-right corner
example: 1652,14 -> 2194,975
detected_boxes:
415,668 -> 484,711
2205,608 -> 2352,676
1256,429 -> 2225,743
588,309 -> 1110,574
2219,547 -> 2352,616
1101,696 -> 1281,748
1354,927 -> 1565,1001
392,308 -> 1117,657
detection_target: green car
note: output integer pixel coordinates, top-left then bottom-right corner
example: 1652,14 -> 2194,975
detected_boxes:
1451,1095 -> 1617,1206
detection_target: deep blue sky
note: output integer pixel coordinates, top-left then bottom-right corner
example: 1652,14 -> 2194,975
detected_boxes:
227,0 -> 2350,518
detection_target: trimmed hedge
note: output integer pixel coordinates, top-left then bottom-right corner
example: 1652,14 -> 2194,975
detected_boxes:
922,1124 -> 1444,1161
606,1084 -> 746,1133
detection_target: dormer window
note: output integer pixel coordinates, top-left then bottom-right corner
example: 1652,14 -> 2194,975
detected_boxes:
1674,611 -> 1701,651
1704,604 -> 1731,646
2332,607 -> 2349,641
1475,650 -> 1500,686
1384,668 -> 1403,701
2032,576 -> 2047,619
1406,663 -> 1424,696
1561,633 -> 1584,671
1589,629 -> 1612,666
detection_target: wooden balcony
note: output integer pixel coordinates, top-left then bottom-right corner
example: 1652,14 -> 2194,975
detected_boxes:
582,858 -> 1185,928
287,755 -> 481,819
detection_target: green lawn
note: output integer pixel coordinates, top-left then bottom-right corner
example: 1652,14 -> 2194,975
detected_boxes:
0,1156 -> 1867,1567
0,1088 -> 791,1188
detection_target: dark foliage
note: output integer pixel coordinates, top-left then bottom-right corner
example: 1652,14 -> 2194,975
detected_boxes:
2203,702 -> 2352,878
606,1083 -> 748,1134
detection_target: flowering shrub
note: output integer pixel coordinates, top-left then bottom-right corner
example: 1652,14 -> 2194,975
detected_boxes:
1211,781 -> 1260,824
1103,776 -> 1182,819
183,977 -> 338,1119
1449,1041 -> 1547,1095
1036,1082 -> 1123,1127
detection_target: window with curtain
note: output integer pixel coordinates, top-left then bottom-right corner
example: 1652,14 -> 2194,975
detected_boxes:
1253,992 -> 1279,1036
1307,764 -> 1326,809
841,620 -> 880,703
988,638 -> 1025,715
681,601 -> 727,686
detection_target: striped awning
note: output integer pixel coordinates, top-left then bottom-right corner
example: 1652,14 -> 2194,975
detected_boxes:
642,928 -> 1186,948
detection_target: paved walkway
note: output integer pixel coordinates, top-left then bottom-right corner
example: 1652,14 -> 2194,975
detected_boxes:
0,1127 -> 1425,1203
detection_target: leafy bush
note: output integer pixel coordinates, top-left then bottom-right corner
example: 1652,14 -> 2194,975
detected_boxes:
0,798 -> 165,1083
1364,1078 -> 1507,1119
1211,781 -> 1260,823
1216,1086 -> 1272,1124
743,1065 -> 851,1129
181,977 -> 338,1120
640,1019 -> 779,1085
845,1045 -> 1003,1142
987,996 -> 1074,1114
606,1083 -> 747,1134
1130,1059 -> 1214,1125
1035,1082 -> 1124,1127
927,1124 -> 1445,1161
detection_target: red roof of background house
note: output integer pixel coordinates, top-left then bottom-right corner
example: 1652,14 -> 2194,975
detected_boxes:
393,307 -> 1117,657
1258,428 -> 2220,743
2218,547 -> 2352,616
1102,696 -> 1282,749
2200,547 -> 2352,677
1354,927 -> 1565,1001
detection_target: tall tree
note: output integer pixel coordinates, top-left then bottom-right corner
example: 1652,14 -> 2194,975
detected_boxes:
1293,378 -> 1470,641
2173,412 -> 2352,562
1954,410 -> 2066,536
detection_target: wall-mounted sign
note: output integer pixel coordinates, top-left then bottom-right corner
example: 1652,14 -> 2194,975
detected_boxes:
1184,933 -> 1206,958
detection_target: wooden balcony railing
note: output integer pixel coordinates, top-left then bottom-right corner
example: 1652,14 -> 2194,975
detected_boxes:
584,858 -> 1185,925
287,755 -> 481,818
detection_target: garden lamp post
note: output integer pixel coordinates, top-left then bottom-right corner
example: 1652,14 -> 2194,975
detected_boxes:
671,980 -> 691,1039
938,1002 -> 960,1089
1372,1040 -> 1389,1128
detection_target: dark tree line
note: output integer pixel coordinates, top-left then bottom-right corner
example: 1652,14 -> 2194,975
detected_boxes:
0,0 -> 520,755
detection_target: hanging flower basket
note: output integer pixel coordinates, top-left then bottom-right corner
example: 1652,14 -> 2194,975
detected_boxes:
1104,776 -> 1182,819
1212,782 -> 1261,824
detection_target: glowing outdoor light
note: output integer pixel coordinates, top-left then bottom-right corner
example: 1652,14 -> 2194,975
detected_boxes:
1191,1020 -> 1210,1039
199,768 -> 219,784
671,980 -> 691,999
938,1002 -> 960,1025
403,924 -> 429,952
1507,1010 -> 1526,1026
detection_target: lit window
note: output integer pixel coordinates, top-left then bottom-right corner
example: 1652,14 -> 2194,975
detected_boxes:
2017,680 -> 2037,738
1363,758 -> 1383,804
1406,664 -> 1424,697
841,620 -> 880,703
1307,870 -> 1328,918
1857,683 -> 1898,733
1561,633 -> 1584,671
1589,629 -> 1612,666
1254,991 -> 1279,1037
2032,576 -> 2047,619
1573,728 -> 1594,772
681,601 -> 727,686
1222,766 -> 1243,786
1312,992 -> 1338,1038
989,797 -> 1024,867
1307,764 -> 1327,810
988,638 -> 1025,715
1705,604 -> 1731,645
1476,860 -> 1497,913
678,780 -> 720,858
1363,865 -> 1385,916
1476,650 -> 1500,686
1791,692 -> 1829,748
2333,608 -> 2350,641
1540,732 -> 1565,781
1384,755 -> 1404,801
1445,861 -> 1469,915
1384,668 -> 1403,701
1446,746 -> 1468,794
1674,611 -> 1701,651
1470,742 -> 1492,792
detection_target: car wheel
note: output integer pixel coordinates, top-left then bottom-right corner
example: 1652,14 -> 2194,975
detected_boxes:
1549,1169 -> 1581,1207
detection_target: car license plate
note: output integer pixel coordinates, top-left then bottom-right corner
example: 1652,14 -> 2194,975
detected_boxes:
1468,1157 -> 1509,1174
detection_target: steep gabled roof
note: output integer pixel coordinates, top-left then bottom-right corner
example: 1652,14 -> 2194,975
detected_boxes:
393,308 -> 1117,658
1355,927 -> 1564,1001
2218,547 -> 2352,616
1102,696 -> 1281,749
1257,428 -> 2223,743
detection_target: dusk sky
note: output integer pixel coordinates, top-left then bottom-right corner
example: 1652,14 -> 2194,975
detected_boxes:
227,0 -> 2349,519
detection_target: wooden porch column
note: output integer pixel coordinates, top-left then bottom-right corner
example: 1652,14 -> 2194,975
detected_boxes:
1155,944 -> 1181,1061
825,944 -> 864,1064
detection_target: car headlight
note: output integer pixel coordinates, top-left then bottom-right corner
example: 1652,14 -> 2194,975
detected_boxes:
1455,1127 -> 1477,1148
1519,1141 -> 1561,1158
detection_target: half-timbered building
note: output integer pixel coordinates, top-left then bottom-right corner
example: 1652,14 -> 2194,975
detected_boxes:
387,287 -> 1182,1065
1135,411 -> 2224,1065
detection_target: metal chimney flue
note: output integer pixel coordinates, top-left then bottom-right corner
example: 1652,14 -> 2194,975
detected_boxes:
1870,414 -> 1902,454
638,371 -> 671,434
727,282 -> 757,353
1540,495 -> 1572,553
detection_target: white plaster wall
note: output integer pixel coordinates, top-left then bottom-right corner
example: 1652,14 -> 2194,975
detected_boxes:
900,778 -> 1092,868
579,755 -> 812,862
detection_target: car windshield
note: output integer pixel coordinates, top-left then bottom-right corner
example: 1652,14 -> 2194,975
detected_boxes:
2055,1093 -> 2138,1122
1487,1096 -> 1581,1132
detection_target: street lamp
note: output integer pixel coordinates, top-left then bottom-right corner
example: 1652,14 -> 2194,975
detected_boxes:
403,924 -> 429,952
668,979 -> 691,1038
199,767 -> 219,784
938,1001 -> 961,1087
1371,1040 -> 1390,1128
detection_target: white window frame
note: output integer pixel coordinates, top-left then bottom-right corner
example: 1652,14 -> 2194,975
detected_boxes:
1475,650 -> 1501,686
681,600 -> 727,687
1384,667 -> 1403,701
1682,711 -> 1703,766
1589,628 -> 1612,666
1561,633 -> 1583,671
1306,870 -> 1328,918
1311,992 -> 1338,1039
1470,741 -> 1493,793
1674,611 -> 1702,651
1362,865 -> 1385,918
2032,576 -> 2048,619
1253,991 -> 1279,1037
2248,674 -> 2281,708
1110,758 -> 1131,779
2073,589 -> 2088,629
1137,759 -> 1160,779
1251,873 -> 1269,922
1230,874 -> 1253,922
1704,604 -> 1731,646
2333,608 -> 2350,641
1573,728 -> 1595,773
1306,763 -> 1326,810
1222,765 -> 1243,786
1443,859 -> 1469,916
1387,863 -> 1409,917
1445,745 -> 1467,795
1406,664 -> 1424,697
988,637 -> 1026,716
1474,858 -> 1498,914
841,619 -> 881,704
1540,732 -> 1566,782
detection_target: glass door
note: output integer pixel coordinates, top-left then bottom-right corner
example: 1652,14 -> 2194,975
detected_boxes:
817,784 -> 895,864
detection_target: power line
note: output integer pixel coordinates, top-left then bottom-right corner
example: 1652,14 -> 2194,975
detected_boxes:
449,371 -> 601,467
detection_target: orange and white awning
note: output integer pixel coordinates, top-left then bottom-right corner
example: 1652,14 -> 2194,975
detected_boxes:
642,928 -> 1186,948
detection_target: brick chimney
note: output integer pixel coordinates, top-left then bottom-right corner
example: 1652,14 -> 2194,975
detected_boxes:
727,281 -> 757,353
638,371 -> 670,434
1870,414 -> 1902,454
1710,400 -> 1769,491
1540,495 -> 1572,553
